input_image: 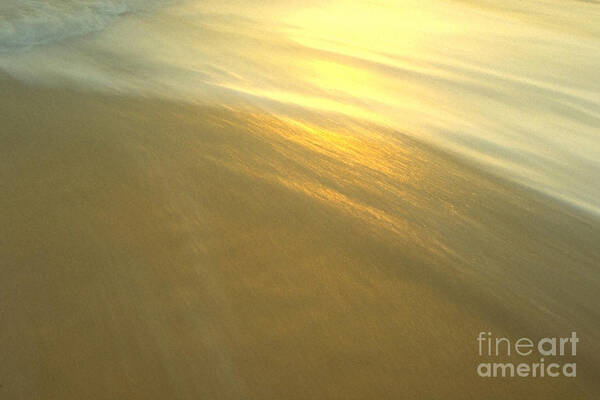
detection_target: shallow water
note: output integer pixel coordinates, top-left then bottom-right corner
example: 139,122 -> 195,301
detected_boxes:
1,0 -> 599,214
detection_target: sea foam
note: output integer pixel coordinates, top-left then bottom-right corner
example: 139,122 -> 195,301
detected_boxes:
0,0 -> 172,52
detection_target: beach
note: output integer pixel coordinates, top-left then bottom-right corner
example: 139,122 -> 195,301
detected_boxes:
2,76 -> 599,399
2,0 -> 600,398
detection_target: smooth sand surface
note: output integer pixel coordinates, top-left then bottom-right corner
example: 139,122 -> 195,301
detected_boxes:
1,78 -> 599,399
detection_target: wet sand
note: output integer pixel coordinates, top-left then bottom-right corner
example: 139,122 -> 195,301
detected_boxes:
1,77 -> 599,399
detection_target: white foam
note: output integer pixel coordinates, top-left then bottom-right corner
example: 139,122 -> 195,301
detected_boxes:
0,0 -> 171,52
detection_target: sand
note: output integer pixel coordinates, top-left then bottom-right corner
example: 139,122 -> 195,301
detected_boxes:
1,77 -> 599,399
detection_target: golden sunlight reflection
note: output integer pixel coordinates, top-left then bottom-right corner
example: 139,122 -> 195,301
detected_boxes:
3,0 -> 599,212
205,110 -> 447,244
215,83 -> 381,123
